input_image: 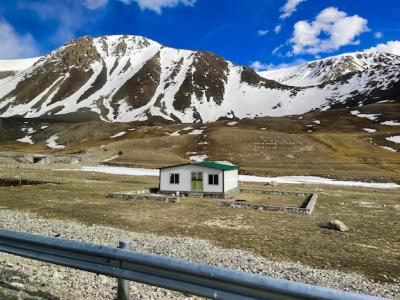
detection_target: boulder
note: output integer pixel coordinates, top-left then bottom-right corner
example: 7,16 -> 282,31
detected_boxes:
325,220 -> 349,232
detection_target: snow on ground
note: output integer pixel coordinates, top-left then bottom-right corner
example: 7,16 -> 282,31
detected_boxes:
381,120 -> 400,126
237,175 -> 399,189
127,128 -> 136,131
312,120 -> 320,124
188,129 -> 204,135
69,166 -> 160,176
189,154 -> 208,162
17,135 -> 34,144
386,136 -> 400,144
61,166 -> 400,189
40,126 -> 49,129
227,121 -> 239,126
165,130 -> 180,136
101,155 -> 120,163
380,146 -> 397,152
363,128 -> 376,133
46,135 -> 65,149
17,127 -> 36,144
182,127 -> 193,131
350,110 -> 380,121
21,127 -> 36,134
110,131 -> 127,138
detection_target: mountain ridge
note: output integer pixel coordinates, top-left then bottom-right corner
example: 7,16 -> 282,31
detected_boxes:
258,51 -> 400,87
0,34 -> 399,123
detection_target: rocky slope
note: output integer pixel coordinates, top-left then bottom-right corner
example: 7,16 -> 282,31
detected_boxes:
0,35 -> 399,123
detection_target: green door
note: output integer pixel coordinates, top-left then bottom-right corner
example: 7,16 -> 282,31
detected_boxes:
191,172 -> 203,192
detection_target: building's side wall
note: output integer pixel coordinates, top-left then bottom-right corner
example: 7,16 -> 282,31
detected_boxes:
160,165 -> 223,193
224,169 -> 239,193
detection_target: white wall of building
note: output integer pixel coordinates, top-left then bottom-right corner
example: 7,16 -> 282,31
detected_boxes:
160,165 -> 224,193
223,169 -> 239,192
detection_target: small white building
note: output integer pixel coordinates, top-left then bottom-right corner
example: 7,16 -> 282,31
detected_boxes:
159,161 -> 239,197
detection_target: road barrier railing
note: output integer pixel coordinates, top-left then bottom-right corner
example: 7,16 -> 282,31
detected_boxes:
0,229 -> 385,300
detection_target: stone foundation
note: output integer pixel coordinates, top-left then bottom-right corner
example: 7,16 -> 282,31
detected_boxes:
107,188 -> 180,203
220,190 -> 318,215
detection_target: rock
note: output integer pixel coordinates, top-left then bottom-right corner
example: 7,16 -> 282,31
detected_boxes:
325,220 -> 349,232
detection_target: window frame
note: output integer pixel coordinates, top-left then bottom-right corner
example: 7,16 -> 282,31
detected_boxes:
169,173 -> 180,184
208,174 -> 219,185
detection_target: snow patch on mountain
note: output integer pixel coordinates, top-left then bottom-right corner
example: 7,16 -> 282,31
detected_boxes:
381,120 -> 400,126
386,136 -> 400,144
0,35 -> 399,123
46,135 -> 65,149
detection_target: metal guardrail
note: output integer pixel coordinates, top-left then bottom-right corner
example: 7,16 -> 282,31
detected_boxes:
0,229 -> 385,300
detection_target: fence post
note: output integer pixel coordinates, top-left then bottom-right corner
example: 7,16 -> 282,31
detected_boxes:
117,240 -> 131,300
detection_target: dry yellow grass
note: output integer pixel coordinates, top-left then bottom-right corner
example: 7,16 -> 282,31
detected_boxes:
0,166 -> 399,283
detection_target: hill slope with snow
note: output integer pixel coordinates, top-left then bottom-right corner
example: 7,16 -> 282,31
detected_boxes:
258,51 -> 400,87
0,35 -> 399,123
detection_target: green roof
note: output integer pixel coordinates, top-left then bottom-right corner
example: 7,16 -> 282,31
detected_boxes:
192,161 -> 239,171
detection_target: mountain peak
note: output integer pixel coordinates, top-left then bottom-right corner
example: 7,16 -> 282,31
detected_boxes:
0,35 -> 399,123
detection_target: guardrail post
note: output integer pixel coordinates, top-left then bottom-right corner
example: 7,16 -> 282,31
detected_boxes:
117,240 -> 131,300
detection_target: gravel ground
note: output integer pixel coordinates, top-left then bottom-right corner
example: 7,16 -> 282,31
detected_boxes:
0,209 -> 399,299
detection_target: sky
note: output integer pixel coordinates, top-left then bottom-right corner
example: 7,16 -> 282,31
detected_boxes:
0,0 -> 399,70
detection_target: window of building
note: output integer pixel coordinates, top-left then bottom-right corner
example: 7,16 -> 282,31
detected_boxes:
208,174 -> 219,185
169,173 -> 179,184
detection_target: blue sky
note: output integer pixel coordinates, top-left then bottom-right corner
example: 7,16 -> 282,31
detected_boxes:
0,0 -> 399,70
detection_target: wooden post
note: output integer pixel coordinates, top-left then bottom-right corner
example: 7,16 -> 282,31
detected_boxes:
117,240 -> 131,300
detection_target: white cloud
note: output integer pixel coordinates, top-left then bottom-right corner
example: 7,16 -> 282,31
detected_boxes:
257,29 -> 269,36
289,7 -> 369,55
274,24 -> 282,34
121,0 -> 197,14
84,0 -> 109,10
279,0 -> 306,19
374,31 -> 383,39
0,18 -> 39,59
366,40 -> 400,56
250,61 -> 270,72
250,58 -> 307,72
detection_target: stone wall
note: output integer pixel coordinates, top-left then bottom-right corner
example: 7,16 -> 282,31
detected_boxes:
220,190 -> 318,215
107,189 -> 179,203
239,188 -> 308,197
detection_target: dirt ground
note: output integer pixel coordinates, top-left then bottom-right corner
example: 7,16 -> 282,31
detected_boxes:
0,165 -> 399,284
231,192 -> 305,207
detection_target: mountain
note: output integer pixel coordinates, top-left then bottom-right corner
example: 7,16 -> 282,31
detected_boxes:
0,35 -> 399,123
258,51 -> 400,87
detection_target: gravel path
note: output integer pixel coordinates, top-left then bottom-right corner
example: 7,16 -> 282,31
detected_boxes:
0,209 -> 398,299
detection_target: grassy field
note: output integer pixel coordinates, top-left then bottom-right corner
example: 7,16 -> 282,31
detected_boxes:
1,103 -> 398,182
0,102 -> 399,284
0,165 -> 399,284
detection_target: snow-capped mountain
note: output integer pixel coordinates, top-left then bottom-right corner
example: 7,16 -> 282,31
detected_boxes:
0,35 -> 399,123
258,51 -> 400,87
